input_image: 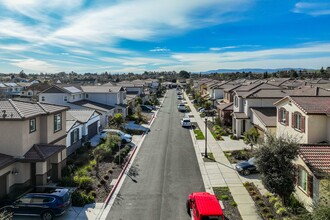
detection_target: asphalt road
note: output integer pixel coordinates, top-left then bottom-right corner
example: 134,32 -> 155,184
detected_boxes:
107,89 -> 205,220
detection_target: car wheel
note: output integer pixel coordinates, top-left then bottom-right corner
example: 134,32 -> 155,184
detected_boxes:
243,169 -> 250,176
186,200 -> 191,216
122,139 -> 127,144
41,211 -> 54,220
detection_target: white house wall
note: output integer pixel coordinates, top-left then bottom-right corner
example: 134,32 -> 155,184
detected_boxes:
66,125 -> 83,147
250,112 -> 267,131
126,87 -> 143,95
40,93 -> 67,105
82,115 -> 100,137
85,93 -> 117,106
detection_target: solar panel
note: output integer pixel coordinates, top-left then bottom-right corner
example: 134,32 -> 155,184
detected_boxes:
63,86 -> 82,93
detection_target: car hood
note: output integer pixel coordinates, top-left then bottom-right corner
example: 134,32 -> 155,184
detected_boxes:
123,134 -> 132,139
236,161 -> 252,168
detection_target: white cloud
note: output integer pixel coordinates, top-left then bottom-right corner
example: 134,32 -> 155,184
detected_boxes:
101,56 -> 173,66
150,47 -> 171,52
292,2 -> 330,16
210,46 -> 237,51
10,58 -> 60,73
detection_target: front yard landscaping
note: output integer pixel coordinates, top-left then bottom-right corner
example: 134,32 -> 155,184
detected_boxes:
193,127 -> 205,140
202,152 -> 215,162
223,149 -> 254,164
213,187 -> 242,220
244,182 -> 308,220
59,135 -> 134,206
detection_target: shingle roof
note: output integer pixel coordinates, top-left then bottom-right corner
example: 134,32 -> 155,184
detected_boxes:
251,107 -> 277,127
81,85 -> 122,93
66,110 -> 98,123
299,145 -> 330,175
232,112 -> 249,119
0,99 -> 68,120
71,100 -> 114,112
21,144 -> 66,162
0,153 -> 15,170
217,102 -> 233,111
290,96 -> 330,114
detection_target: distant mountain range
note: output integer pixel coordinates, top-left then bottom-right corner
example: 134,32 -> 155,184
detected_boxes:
202,68 -> 314,74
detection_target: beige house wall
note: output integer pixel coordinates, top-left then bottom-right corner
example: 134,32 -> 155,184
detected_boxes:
308,115 -> 328,143
0,121 -> 24,156
294,156 -> 314,210
40,112 -> 67,144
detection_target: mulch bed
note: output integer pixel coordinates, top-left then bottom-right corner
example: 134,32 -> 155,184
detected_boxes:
213,187 -> 242,220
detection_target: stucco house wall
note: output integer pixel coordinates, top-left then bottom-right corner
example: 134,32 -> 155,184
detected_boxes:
308,115 -> 328,143
213,88 -> 224,99
245,98 -> 278,117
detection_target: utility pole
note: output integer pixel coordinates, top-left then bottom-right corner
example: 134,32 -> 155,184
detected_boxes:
205,118 -> 208,158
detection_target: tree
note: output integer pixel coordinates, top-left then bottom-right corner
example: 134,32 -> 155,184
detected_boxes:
243,127 -> 260,149
254,133 -> 299,205
113,113 -> 124,127
179,70 -> 190,78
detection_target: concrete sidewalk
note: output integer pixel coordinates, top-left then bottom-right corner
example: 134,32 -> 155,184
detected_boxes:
184,94 -> 262,220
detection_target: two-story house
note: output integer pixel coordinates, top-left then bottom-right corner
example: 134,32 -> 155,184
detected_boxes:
274,96 -> 330,210
0,100 -> 68,200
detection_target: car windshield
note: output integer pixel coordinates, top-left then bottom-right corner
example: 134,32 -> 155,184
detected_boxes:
248,157 -> 255,165
118,131 -> 124,136
201,216 -> 222,220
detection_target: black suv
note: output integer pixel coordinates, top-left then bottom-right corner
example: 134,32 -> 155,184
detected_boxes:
1,187 -> 72,220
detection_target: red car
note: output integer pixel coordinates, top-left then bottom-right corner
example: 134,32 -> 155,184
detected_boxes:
186,192 -> 225,220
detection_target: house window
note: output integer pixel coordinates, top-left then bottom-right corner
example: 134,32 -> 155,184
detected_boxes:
234,96 -> 238,107
298,168 -> 308,192
29,118 -> 36,133
64,96 -> 68,102
117,109 -> 123,113
72,95 -> 75,100
278,108 -> 288,125
79,94 -> 82,98
41,96 -> 45,101
28,92 -> 32,96
85,94 -> 89,99
292,112 -> 305,132
71,128 -> 79,144
54,113 -> 62,132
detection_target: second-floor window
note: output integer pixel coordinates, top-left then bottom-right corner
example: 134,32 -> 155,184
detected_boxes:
234,96 -> 238,107
278,108 -> 289,125
64,96 -> 68,102
29,118 -> 36,133
73,95 -> 75,100
292,112 -> 305,132
298,168 -> 308,192
54,113 -> 62,132
41,96 -> 45,101
85,94 -> 89,99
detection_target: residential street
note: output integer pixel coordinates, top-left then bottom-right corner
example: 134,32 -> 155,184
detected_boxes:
106,89 -> 204,220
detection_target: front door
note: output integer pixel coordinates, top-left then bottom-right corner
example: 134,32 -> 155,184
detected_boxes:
0,174 -> 7,199
30,163 -> 36,186
242,120 -> 246,134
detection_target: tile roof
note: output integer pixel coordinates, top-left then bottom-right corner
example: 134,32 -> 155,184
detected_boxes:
290,96 -> 330,114
21,144 -> 66,162
66,110 -> 98,123
232,112 -> 249,119
71,100 -> 114,112
0,153 -> 15,170
251,107 -> 277,127
0,99 -> 68,120
299,145 -> 330,175
81,85 -> 122,93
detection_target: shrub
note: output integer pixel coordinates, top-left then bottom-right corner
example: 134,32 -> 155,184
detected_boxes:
276,207 -> 288,216
108,169 -> 113,174
59,176 -> 77,187
231,202 -> 237,207
266,213 -> 274,219
243,182 -> 251,187
258,200 -> 266,207
72,191 -> 95,207
264,192 -> 273,198
221,195 -> 229,200
274,201 -> 283,209
104,175 -> 109,180
262,207 -> 270,214
100,179 -> 106,185
74,176 -> 93,191
253,195 -> 261,201
269,196 -> 279,203
230,134 -> 237,140
89,191 -> 96,198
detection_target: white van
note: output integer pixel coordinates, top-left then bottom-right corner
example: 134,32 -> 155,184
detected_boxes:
181,117 -> 192,127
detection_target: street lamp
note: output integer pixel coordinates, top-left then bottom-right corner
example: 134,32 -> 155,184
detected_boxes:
118,141 -> 122,167
211,98 -> 216,123
204,118 -> 208,158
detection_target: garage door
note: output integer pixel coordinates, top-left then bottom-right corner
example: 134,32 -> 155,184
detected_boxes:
88,122 -> 98,139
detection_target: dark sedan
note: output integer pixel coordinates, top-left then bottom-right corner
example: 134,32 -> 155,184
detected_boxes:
235,157 -> 258,175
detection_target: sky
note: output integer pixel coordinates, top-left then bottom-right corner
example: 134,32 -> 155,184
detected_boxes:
0,0 -> 330,74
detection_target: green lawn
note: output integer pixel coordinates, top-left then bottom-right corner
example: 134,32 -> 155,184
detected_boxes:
194,129 -> 205,140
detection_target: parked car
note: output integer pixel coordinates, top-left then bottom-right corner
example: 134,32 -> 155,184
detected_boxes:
1,187 -> 72,220
145,105 -> 156,110
235,157 -> 258,175
186,192 -> 224,220
177,95 -> 183,100
198,107 -> 205,113
102,129 -> 132,143
181,117 -> 192,127
140,105 -> 153,112
178,103 -> 186,111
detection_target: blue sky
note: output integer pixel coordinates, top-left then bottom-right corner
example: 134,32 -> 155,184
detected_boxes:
0,0 -> 330,74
